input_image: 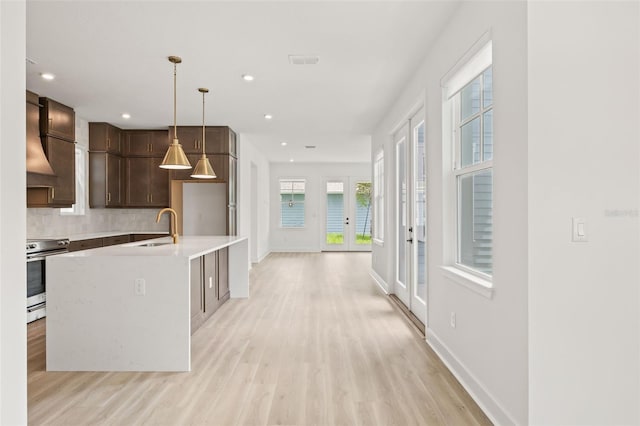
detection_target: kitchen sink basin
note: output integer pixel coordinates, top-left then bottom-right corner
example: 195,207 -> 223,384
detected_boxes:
137,242 -> 172,247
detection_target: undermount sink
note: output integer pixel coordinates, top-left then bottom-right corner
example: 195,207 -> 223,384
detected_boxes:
137,242 -> 172,247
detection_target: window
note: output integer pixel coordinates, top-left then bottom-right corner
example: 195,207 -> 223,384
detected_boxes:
373,150 -> 384,243
280,179 -> 305,228
60,145 -> 86,216
452,66 -> 493,278
442,39 -> 493,285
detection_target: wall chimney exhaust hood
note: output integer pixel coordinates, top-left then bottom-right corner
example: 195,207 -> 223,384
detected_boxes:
26,91 -> 55,177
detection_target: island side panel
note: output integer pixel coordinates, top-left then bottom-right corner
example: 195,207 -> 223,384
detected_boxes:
46,256 -> 191,371
228,238 -> 249,298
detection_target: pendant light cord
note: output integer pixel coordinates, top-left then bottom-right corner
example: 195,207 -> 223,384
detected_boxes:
202,91 -> 206,154
173,62 -> 177,140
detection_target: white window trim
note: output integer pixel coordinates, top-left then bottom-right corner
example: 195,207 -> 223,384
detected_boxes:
440,266 -> 493,299
60,145 -> 86,216
441,39 -> 494,295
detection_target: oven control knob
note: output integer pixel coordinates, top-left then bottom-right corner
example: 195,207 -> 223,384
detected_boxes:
28,244 -> 36,249
57,241 -> 67,246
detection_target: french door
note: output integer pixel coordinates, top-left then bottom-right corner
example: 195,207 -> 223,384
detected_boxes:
394,107 -> 427,324
323,177 -> 372,251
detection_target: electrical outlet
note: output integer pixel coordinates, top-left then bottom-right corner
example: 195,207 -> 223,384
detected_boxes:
450,312 -> 456,328
135,278 -> 146,296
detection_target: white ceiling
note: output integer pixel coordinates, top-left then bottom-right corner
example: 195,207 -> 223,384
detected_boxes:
26,1 -> 459,163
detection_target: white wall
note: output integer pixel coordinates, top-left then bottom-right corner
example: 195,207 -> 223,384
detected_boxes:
0,0 -> 28,423
528,2 -> 640,424
371,2 -> 528,424
238,134 -> 271,263
270,162 -> 370,252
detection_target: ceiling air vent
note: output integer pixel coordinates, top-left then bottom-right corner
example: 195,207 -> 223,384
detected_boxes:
305,145 -> 317,149
288,55 -> 319,65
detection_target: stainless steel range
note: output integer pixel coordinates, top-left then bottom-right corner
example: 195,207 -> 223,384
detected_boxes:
26,238 -> 69,323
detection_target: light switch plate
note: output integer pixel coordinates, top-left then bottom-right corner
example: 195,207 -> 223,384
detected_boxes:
572,217 -> 588,242
135,278 -> 146,295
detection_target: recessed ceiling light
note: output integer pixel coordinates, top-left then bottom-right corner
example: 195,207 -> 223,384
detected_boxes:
264,114 -> 273,120
289,158 -> 294,162
122,113 -> 131,119
41,73 -> 55,81
281,142 -> 287,146
242,74 -> 254,81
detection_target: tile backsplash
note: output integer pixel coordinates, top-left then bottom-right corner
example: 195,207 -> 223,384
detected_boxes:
27,208 -> 168,239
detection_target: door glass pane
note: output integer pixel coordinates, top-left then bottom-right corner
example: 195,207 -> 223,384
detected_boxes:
461,117 -> 481,167
461,76 -> 481,120
413,121 -> 427,303
483,110 -> 493,161
483,67 -> 493,107
458,169 -> 493,275
326,182 -> 344,244
354,181 -> 371,245
396,139 -> 407,286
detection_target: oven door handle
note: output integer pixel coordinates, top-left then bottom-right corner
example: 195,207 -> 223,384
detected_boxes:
27,256 -> 45,263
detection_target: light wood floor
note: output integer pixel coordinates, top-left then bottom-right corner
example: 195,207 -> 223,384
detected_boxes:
28,252 -> 491,425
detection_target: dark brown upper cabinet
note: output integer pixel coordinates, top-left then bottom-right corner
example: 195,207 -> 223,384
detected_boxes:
89,123 -> 122,155
173,126 -> 235,156
27,136 -> 76,208
28,96 -> 76,207
89,152 -> 122,208
124,157 -> 169,207
39,97 -> 75,142
123,130 -> 170,157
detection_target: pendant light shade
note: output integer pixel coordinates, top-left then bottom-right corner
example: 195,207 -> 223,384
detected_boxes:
160,56 -> 191,170
191,88 -> 217,179
191,154 -> 217,178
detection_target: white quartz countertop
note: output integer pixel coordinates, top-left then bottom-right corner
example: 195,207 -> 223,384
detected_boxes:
51,235 -> 247,260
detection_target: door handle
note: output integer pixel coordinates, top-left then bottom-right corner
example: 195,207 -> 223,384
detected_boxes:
407,238 -> 413,243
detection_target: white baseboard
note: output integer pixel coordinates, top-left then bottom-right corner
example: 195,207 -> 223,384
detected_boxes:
252,250 -> 271,264
369,268 -> 389,294
269,248 -> 321,253
426,329 -> 518,426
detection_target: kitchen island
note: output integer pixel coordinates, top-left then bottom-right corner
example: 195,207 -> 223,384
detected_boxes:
46,236 -> 248,372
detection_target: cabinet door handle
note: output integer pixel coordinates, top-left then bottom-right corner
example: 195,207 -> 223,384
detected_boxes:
51,187 -> 55,200
149,143 -> 153,153
149,193 -> 153,203
107,192 -> 111,203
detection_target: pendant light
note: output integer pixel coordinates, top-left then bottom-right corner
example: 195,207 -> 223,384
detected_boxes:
160,56 -> 191,170
191,88 -> 217,179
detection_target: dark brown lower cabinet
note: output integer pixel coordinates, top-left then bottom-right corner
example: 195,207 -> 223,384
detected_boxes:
203,252 -> 217,320
218,247 -> 229,302
190,248 -> 230,335
102,234 -> 131,246
190,257 -> 205,333
131,234 -> 167,242
69,238 -> 103,252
